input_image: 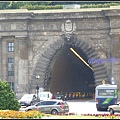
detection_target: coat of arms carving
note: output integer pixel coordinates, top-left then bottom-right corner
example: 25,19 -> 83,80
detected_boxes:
61,20 -> 76,32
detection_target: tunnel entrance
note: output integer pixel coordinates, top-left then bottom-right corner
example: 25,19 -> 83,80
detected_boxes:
32,34 -> 109,99
50,44 -> 95,99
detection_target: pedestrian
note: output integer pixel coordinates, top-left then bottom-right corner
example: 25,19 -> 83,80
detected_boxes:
61,95 -> 64,101
52,94 -> 56,99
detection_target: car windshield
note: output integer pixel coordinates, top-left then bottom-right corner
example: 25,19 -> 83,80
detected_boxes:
21,94 -> 33,100
40,94 -> 48,97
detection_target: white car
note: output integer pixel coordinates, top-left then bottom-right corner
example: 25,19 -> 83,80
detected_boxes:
18,94 -> 40,107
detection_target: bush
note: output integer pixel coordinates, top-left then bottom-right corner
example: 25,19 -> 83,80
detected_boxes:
0,80 -> 21,110
0,110 -> 47,118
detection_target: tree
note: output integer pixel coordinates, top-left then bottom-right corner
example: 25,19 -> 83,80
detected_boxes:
0,1 -> 10,9
0,80 -> 21,110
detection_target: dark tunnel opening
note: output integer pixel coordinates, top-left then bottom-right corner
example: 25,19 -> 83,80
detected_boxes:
50,44 -> 95,98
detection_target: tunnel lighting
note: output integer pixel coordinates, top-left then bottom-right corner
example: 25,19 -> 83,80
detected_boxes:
70,48 -> 93,70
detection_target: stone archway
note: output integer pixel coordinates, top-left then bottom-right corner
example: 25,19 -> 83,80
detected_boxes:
31,34 -> 110,93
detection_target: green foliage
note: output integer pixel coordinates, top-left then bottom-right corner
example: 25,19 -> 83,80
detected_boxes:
21,4 -> 62,10
0,1 -> 10,9
29,1 -> 52,6
80,2 -> 120,9
0,80 -> 21,110
0,1 -> 120,10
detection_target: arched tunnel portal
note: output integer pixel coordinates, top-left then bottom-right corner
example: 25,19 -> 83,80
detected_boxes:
32,35 -> 110,98
50,44 -> 95,94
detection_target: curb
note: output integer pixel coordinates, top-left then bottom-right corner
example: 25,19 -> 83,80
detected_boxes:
41,112 -> 77,119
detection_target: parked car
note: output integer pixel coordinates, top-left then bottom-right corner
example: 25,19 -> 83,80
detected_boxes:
39,91 -> 53,101
23,99 -> 69,115
18,94 -> 40,107
107,102 -> 120,114
54,94 -> 66,100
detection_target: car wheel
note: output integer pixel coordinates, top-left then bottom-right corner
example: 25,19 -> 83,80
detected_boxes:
109,108 -> 114,115
51,109 -> 58,115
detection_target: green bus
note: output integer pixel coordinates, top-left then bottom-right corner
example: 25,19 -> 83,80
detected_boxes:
95,84 -> 118,111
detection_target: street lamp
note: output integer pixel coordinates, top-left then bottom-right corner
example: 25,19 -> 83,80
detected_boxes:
36,75 -> 40,99
36,85 -> 39,99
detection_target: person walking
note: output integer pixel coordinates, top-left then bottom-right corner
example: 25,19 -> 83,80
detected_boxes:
52,94 -> 56,99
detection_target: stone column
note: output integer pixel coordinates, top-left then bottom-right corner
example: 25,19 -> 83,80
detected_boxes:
109,34 -> 120,97
27,37 -> 34,93
1,37 -> 7,81
14,37 -> 20,97
15,36 -> 29,97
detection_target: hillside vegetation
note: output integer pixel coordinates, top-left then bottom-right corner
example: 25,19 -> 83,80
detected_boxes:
0,1 -> 120,10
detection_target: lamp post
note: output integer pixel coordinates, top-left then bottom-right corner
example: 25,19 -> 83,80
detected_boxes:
36,75 -> 40,99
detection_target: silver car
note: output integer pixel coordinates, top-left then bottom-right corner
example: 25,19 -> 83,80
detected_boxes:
107,102 -> 120,114
24,99 -> 69,114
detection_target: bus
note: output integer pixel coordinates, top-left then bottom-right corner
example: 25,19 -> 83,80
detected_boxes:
95,84 -> 118,111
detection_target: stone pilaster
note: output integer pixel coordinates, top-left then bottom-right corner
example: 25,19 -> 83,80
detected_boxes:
1,37 -> 7,81
15,36 -> 29,97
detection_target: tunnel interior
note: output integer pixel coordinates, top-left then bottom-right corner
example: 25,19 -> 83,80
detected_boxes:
50,44 -> 95,96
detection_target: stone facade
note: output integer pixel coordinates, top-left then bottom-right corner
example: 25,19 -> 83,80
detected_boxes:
0,7 -> 120,98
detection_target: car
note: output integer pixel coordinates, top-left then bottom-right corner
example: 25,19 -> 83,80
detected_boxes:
107,102 -> 120,114
18,94 -> 40,107
54,94 -> 67,100
54,94 -> 63,100
39,91 -> 53,101
23,99 -> 69,115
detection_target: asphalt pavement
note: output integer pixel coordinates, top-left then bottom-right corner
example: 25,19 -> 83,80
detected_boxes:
66,98 -> 94,102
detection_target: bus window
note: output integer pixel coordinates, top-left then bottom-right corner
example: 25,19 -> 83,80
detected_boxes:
98,89 -> 114,96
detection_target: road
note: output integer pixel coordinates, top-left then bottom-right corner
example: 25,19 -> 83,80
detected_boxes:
66,98 -> 110,115
20,98 -> 120,115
